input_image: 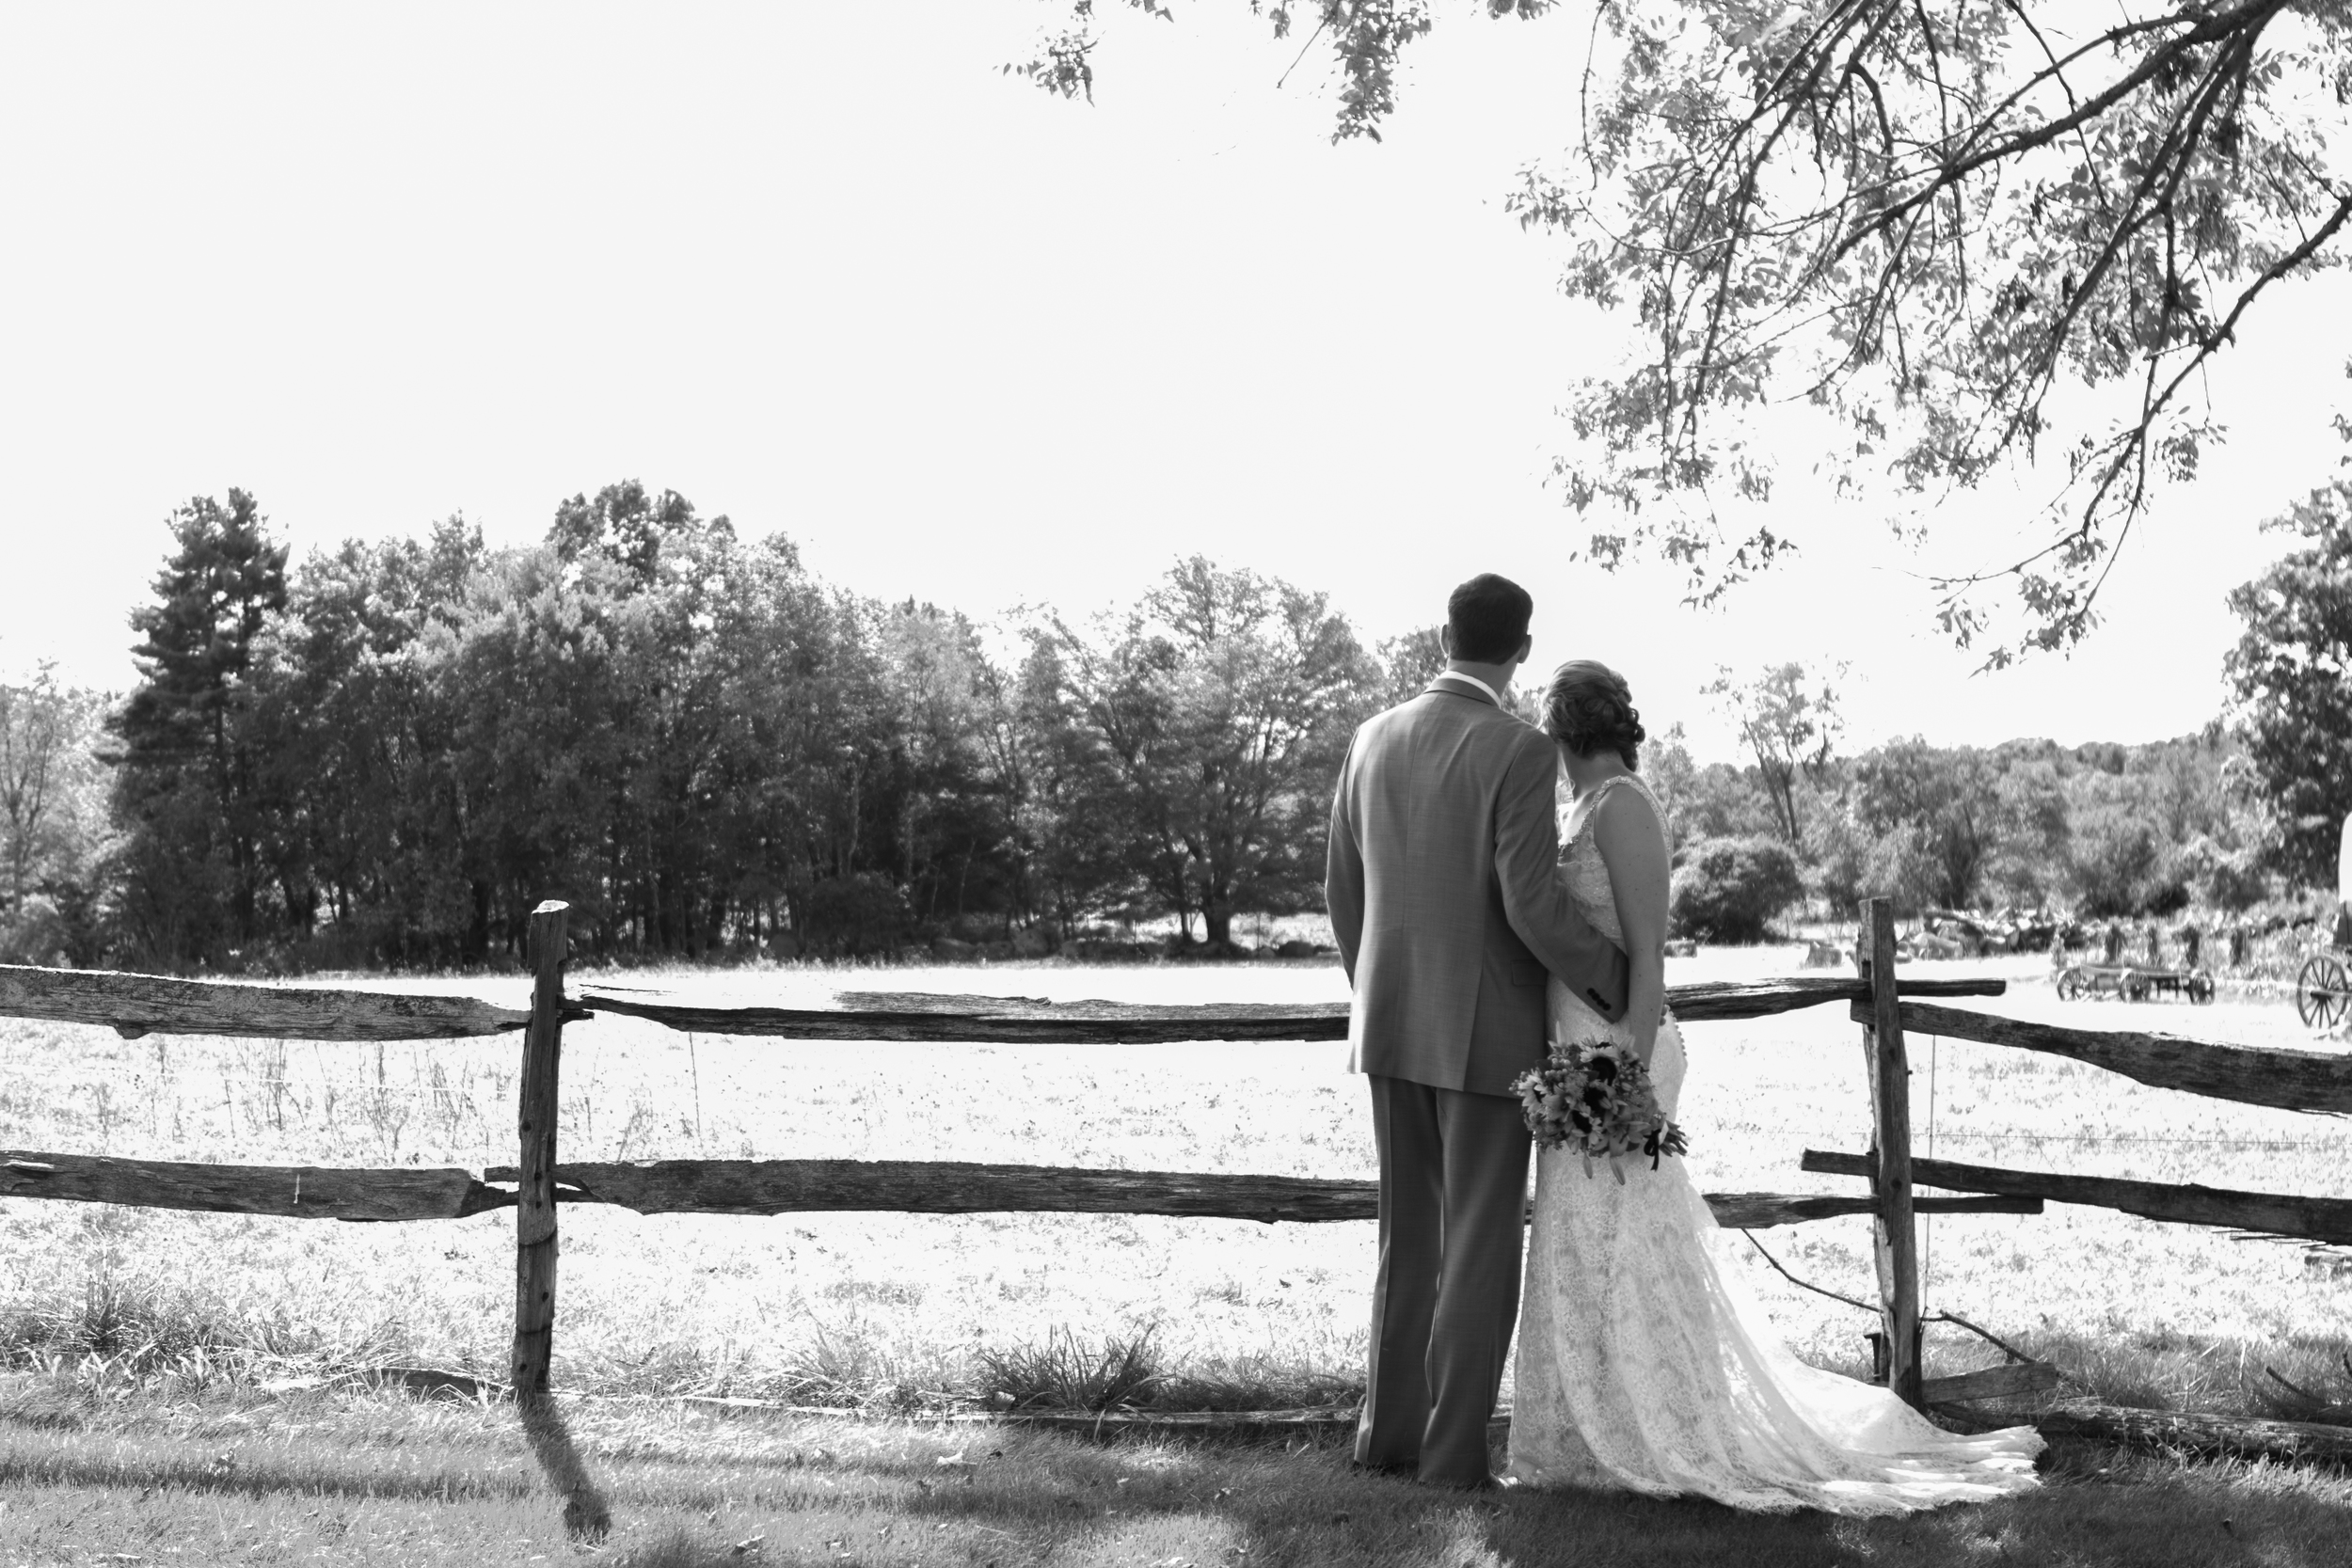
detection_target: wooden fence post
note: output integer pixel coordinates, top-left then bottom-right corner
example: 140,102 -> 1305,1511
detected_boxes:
512,899 -> 568,1396
1859,897 -> 1923,1407
507,895 -> 612,1539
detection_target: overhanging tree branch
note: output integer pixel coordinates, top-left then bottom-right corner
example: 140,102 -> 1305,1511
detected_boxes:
1026,0 -> 2351,655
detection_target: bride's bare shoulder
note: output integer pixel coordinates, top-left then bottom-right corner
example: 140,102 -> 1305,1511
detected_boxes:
1592,773 -> 1662,823
1588,776 -> 1667,855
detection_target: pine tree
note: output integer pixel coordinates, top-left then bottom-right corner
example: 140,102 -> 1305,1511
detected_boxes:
110,490 -> 289,961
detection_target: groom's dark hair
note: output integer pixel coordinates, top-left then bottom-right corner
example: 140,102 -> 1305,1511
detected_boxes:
1446,574 -> 1534,664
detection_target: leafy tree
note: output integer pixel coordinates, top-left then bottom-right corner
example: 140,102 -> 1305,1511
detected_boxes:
0,664 -> 111,961
700,536 -> 901,950
1048,558 -> 1379,948
0,663 -> 75,915
602,507 -> 749,958
1643,722 -> 1700,851
426,491 -> 784,959
1800,796 -> 1872,918
1984,750 -> 2072,905
258,522 -> 484,963
997,631 -> 1142,934
1040,1 -> 2352,657
1707,662 -> 1844,844
427,542 -> 625,956
1851,738 -> 1995,911
548,480 -> 704,587
2065,784 -> 2188,917
2226,478 -> 2352,889
869,601 -> 1025,932
1639,721 -> 1781,855
1372,625 -> 1446,711
2184,746 -> 2278,909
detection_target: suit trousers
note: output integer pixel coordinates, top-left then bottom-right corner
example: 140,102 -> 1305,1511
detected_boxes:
1356,1073 -> 1532,1485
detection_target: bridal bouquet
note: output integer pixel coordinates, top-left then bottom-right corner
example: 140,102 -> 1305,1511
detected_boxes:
1511,1037 -> 1688,1184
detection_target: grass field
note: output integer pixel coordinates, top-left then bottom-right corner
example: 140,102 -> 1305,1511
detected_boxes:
5,949 -> 2346,1411
3,948 -> 2351,1562
5,1377 -> 2352,1568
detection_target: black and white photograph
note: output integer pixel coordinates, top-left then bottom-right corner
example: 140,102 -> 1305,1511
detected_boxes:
2,3 -> 2350,1562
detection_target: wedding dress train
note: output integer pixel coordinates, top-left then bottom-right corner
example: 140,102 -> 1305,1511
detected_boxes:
1506,773 -> 2042,1513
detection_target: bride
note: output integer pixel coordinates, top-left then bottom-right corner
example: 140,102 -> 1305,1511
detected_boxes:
1504,660 -> 2043,1512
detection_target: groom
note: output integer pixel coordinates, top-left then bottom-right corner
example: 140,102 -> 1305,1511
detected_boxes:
1325,573 -> 1629,1487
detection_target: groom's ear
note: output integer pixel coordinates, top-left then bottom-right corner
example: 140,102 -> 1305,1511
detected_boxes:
1516,634 -> 1534,665
1438,626 -> 1455,658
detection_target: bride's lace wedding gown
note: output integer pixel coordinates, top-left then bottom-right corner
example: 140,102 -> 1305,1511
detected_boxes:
1505,772 -> 2042,1513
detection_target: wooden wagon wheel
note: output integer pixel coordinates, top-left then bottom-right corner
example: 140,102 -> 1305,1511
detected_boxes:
2186,972 -> 2216,1005
2296,954 -> 2350,1030
2056,967 -> 2087,1002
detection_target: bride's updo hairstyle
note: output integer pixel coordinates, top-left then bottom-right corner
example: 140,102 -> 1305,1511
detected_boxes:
1542,660 -> 1645,769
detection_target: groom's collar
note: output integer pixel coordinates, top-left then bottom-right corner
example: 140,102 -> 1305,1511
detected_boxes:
1428,670 -> 1506,707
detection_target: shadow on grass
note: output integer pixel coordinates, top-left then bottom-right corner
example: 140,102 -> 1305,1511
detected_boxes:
1996,1323 -> 2352,1425
0,1382 -> 612,1535
596,1422 -> 2352,1568
8,1380 -> 2352,1568
518,1389 -> 613,1540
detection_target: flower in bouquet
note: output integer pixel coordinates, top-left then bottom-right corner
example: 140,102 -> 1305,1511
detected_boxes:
1509,1036 -> 1688,1183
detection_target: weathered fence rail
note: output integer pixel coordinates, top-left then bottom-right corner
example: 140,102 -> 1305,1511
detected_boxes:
0,963 -> 529,1040
1859,998 -> 2352,1116
0,1150 -> 511,1220
577,974 -> 2010,1042
0,961 -> 2001,1044
485,1161 -> 2041,1229
0,1149 -> 2040,1228
1802,1148 -> 2352,1247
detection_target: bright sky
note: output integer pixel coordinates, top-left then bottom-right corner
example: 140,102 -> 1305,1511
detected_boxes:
0,3 -> 2341,762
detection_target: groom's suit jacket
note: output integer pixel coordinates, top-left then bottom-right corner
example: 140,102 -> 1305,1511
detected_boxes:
1326,674 -> 1629,1097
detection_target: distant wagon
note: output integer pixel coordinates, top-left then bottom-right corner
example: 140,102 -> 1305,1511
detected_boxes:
2056,962 -> 2215,1005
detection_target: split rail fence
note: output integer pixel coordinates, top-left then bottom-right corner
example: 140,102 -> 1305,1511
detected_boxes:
4,895 -> 2351,1462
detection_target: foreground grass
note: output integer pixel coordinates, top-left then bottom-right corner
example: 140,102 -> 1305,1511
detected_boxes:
4,1374 -> 2351,1568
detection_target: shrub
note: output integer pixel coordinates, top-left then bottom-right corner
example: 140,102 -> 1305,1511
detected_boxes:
792,873 -> 909,957
1669,836 -> 1804,943
0,895 -> 67,966
2177,835 -> 2270,912
977,1324 -> 1161,1413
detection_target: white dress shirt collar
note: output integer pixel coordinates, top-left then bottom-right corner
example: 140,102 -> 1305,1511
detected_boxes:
1431,670 -> 1507,707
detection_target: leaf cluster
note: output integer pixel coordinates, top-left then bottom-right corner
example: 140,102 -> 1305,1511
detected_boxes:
2224,475 -> 2352,886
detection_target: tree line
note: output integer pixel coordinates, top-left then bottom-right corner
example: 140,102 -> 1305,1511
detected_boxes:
1647,705 -> 2269,941
0,475 -> 2345,972
2,484 -> 1418,968
1647,468 -> 2352,941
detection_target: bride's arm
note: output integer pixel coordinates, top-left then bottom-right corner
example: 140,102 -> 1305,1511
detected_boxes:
1592,785 -> 1671,1064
